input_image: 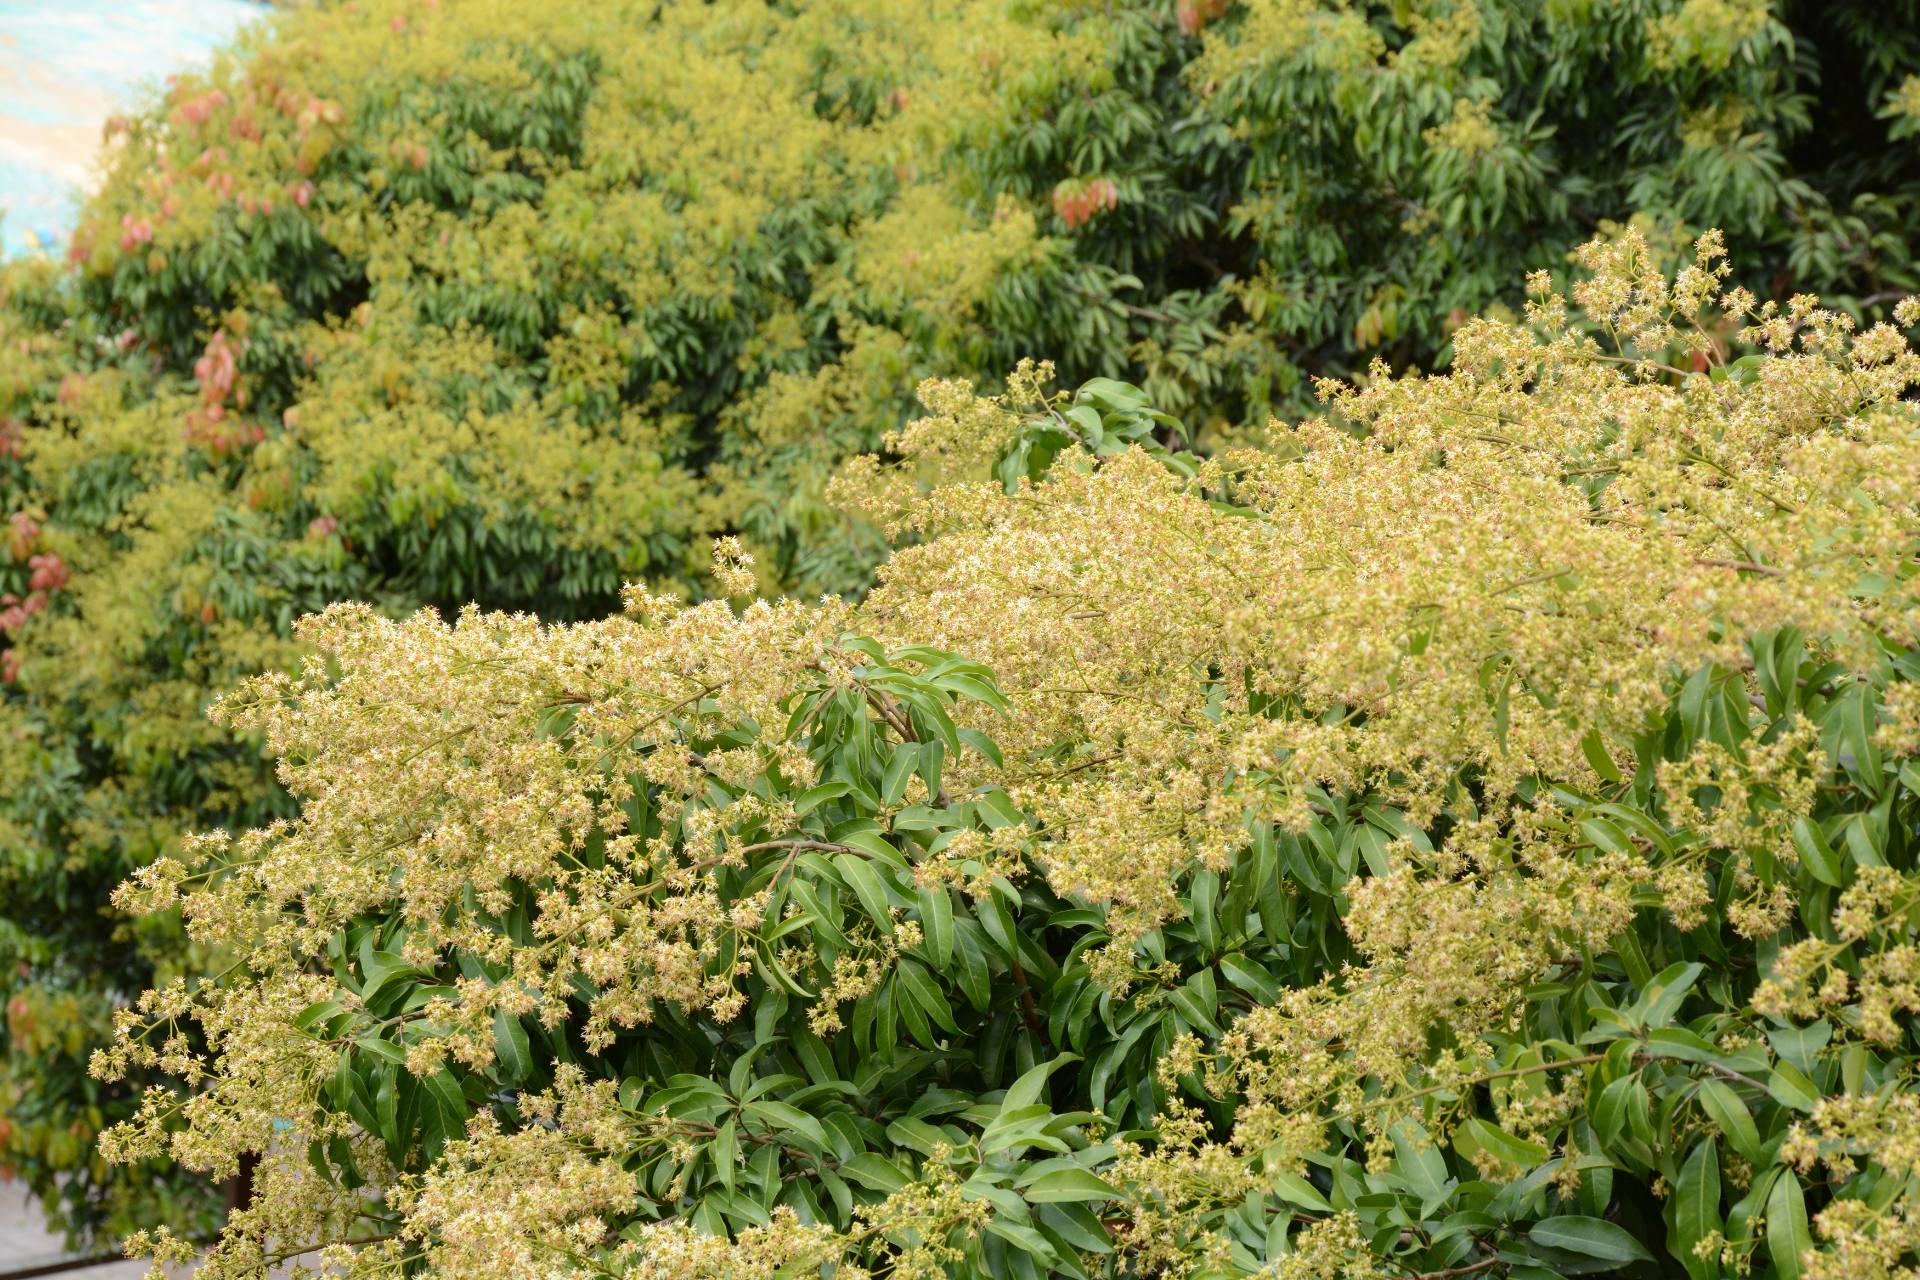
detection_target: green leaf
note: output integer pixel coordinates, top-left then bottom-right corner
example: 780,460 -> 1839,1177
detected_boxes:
1613,928 -> 1654,991
1189,869 -> 1221,956
1528,1215 -> 1655,1264
1791,817 -> 1844,887
1218,954 -> 1281,1004
973,788 -> 1026,829
1390,1119 -> 1450,1204
356,947 -> 420,1007
1458,1117 -> 1549,1168
1267,1169 -> 1334,1214
1581,729 -> 1624,784
1766,1171 -> 1812,1280
1579,816 -> 1634,858
1038,1202 -> 1112,1254
1020,1168 -> 1120,1204
1670,1139 -> 1722,1280
1633,961 -> 1703,1029
795,781 -> 852,815
377,1071 -> 409,1162
835,853 -> 897,934
981,1104 -> 1063,1157
932,672 -> 1010,713
1840,683 -> 1883,788
713,1117 -> 737,1193
1844,812 -> 1887,869
957,726 -> 1004,767
492,1009 -> 532,1084
953,922 -> 992,1012
1591,1072 -> 1640,1148
1767,1021 -> 1830,1072
895,958 -> 960,1035
841,1152 -> 909,1192
1000,1054 -> 1079,1116
743,1100 -> 829,1152
838,828 -> 905,867
1768,1061 -> 1820,1113
1353,824 -> 1393,877
986,1218 -> 1060,1267
886,1116 -> 951,1157
881,746 -> 918,806
334,1053 -> 376,1135
1644,1027 -> 1726,1065
356,1036 -> 408,1066
293,999 -> 343,1033
1696,1078 -> 1763,1165
419,1068 -> 469,1163
306,1138 -> 333,1187
917,885 -> 954,968
1168,983 -> 1222,1038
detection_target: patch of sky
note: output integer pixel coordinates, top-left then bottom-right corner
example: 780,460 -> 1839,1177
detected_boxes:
1,1 -> 263,256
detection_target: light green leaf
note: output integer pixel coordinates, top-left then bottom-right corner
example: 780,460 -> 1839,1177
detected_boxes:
1581,729 -> 1624,783
1267,1169 -> 1334,1214
1633,961 -> 1703,1028
356,1036 -> 408,1066
1000,1054 -> 1079,1117
1791,817 -> 1844,887
713,1117 -> 737,1193
1020,1168 -> 1120,1204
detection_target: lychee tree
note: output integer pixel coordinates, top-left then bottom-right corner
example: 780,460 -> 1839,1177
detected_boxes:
6,0 -> 1920,1252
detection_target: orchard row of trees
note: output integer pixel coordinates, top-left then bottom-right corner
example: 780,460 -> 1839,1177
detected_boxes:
0,0 -> 1918,1276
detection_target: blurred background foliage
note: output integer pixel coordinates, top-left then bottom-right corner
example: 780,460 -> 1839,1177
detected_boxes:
3,0 -> 1920,1249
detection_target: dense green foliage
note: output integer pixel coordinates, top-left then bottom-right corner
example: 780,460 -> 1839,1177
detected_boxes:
7,0 -> 1920,1252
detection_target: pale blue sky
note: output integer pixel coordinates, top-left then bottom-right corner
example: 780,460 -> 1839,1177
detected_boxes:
0,0 -> 262,256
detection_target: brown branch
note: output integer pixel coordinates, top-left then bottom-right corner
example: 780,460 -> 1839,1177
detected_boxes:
1694,557 -> 1785,577
864,687 -> 918,744
734,839 -> 862,859
863,685 -> 951,806
1008,954 -> 1048,1043
1412,1258 -> 1502,1280
1033,753 -> 1118,780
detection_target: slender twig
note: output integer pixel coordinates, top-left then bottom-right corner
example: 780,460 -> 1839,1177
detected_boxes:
733,838 -> 862,859
1695,557 -> 1785,577
1008,954 -> 1048,1042
1411,1258 -> 1502,1280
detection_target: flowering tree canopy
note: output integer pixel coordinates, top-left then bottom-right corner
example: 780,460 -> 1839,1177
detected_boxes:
95,237 -> 1920,1280
10,0 -> 1920,1246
